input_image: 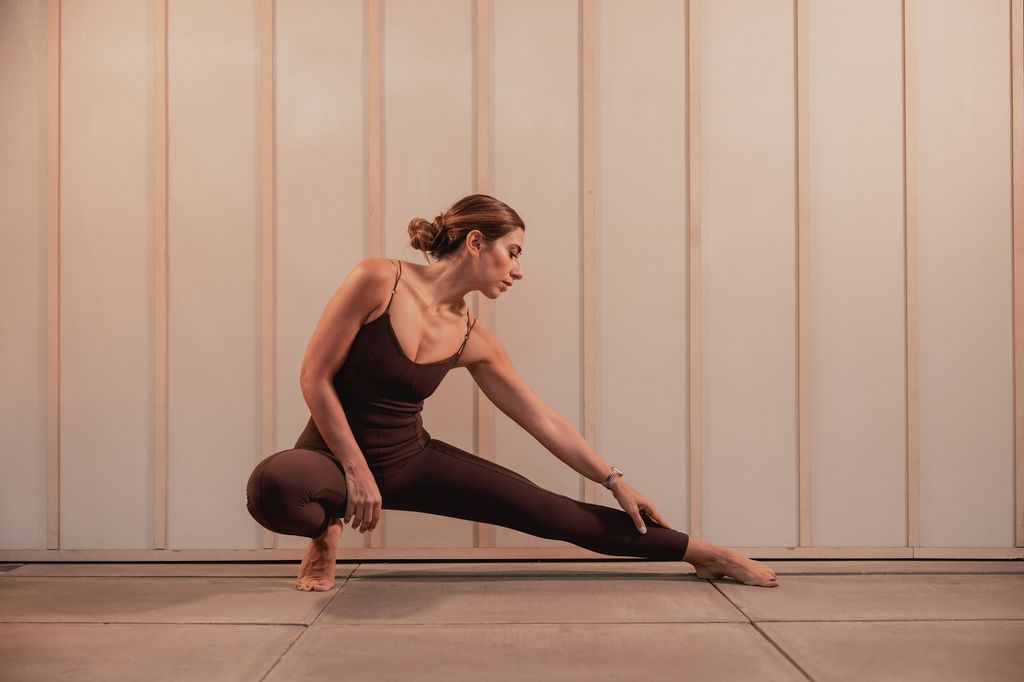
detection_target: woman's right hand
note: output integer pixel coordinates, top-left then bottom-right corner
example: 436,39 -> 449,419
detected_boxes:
343,467 -> 382,533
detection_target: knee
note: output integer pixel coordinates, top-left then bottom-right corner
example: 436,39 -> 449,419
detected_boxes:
246,452 -> 293,533
245,449 -> 346,538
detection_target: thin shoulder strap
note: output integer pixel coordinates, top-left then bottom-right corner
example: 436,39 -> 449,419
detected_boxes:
383,260 -> 402,314
456,308 -> 476,356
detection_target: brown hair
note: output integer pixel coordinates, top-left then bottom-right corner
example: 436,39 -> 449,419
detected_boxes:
408,194 -> 525,262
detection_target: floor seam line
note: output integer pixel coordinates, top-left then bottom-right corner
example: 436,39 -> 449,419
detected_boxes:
298,620 -> 759,626
1,618 -> 1022,626
704,576 -> 819,679
750,617 -> 1024,623
0,621 -> 312,626
257,624 -> 308,682
305,574 -> 354,627
749,621 -> 817,682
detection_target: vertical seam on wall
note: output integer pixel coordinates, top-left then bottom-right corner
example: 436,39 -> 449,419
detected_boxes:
367,0 -> 384,549
795,0 -> 812,547
687,0 -> 703,539
903,0 -> 921,549
46,0 -> 61,551
473,0 -> 495,549
259,0 -> 277,550
153,0 -> 169,550
1011,0 -> 1024,548
368,0 -> 382,261
580,0 -> 597,506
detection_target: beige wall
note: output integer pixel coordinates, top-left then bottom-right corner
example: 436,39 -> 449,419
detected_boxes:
808,0 -> 907,548
0,0 -> 1019,559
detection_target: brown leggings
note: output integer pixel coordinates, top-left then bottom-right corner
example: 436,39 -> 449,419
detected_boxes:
245,438 -> 689,561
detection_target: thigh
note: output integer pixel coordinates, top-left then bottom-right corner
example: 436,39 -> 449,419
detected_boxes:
380,439 -> 590,536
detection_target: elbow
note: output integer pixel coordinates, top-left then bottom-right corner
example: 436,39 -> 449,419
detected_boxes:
299,373 -> 327,398
299,362 -> 327,388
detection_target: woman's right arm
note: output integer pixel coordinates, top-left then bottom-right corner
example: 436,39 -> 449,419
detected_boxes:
298,258 -> 390,531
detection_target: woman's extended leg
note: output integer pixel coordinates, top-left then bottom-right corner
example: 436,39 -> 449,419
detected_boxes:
384,440 -> 777,586
382,439 -> 690,561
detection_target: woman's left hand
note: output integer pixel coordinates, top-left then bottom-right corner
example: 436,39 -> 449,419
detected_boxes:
608,479 -> 673,534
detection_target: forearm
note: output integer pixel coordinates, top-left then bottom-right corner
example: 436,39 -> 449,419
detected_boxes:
299,379 -> 371,477
536,412 -> 614,485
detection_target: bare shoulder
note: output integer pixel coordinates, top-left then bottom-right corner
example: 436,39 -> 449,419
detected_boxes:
346,256 -> 403,321
297,257 -> 396,384
353,256 -> 399,285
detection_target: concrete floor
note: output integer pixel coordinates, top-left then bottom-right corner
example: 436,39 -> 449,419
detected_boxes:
0,559 -> 1021,681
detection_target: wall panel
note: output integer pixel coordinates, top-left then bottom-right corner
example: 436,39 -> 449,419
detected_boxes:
809,0 -> 907,546
167,0 -> 259,548
60,0 -> 152,549
0,0 -> 48,549
917,0 -> 1014,547
493,0 -> 581,548
596,0 -> 689,531
701,0 -> 797,546
274,0 -> 367,551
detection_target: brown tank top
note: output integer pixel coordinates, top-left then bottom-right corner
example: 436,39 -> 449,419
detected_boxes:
294,260 -> 476,473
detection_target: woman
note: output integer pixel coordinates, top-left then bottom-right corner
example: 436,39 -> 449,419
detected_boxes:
245,194 -> 778,591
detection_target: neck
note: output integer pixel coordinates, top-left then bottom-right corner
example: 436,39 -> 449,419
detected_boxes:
418,256 -> 474,314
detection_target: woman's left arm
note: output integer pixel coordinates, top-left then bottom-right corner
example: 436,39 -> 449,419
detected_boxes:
462,319 -> 611,482
463,320 -> 671,533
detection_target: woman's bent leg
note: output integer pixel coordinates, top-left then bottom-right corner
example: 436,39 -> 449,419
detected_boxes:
245,448 -> 347,539
380,439 -> 689,561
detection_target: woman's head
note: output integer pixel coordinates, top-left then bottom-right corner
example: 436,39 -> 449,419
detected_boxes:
408,194 -> 525,263
408,194 -> 526,298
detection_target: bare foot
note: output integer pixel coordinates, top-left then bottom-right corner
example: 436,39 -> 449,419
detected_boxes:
696,548 -> 778,588
295,518 -> 343,591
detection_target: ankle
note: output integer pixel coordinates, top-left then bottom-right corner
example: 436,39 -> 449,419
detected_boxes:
314,518 -> 341,540
682,537 -> 721,566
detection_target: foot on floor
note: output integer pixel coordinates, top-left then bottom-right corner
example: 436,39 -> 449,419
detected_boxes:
295,519 -> 343,591
696,549 -> 779,587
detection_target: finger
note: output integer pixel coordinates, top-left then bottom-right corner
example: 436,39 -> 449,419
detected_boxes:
370,502 -> 382,531
344,498 -> 354,526
351,506 -> 364,531
632,510 -> 647,534
360,506 -> 373,533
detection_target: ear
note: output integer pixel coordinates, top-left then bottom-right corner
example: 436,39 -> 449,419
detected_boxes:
466,229 -> 485,254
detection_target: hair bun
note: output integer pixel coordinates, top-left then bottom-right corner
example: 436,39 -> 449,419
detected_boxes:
431,215 -> 447,244
430,214 -> 450,245
407,216 -> 437,253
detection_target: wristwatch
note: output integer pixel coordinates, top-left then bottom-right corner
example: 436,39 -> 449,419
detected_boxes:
602,466 -> 623,490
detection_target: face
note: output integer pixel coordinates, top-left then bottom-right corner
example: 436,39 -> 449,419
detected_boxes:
473,227 -> 524,298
